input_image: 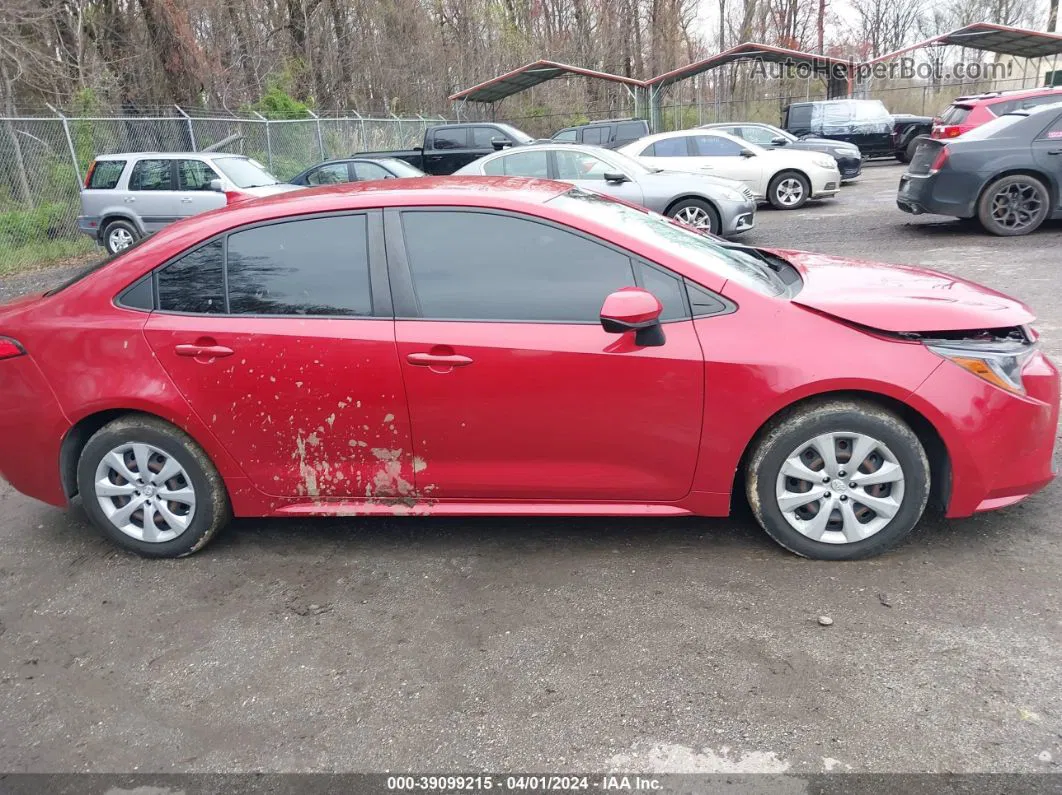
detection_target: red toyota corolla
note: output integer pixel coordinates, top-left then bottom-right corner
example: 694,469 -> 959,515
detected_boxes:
0,178 -> 1056,560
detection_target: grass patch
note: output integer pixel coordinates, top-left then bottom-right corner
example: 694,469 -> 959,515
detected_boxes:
0,237 -> 98,277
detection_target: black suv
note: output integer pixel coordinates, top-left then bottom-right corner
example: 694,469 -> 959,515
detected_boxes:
783,99 -> 932,161
551,118 -> 650,149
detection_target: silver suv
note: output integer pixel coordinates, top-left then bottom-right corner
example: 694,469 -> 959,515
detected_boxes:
79,152 -> 301,253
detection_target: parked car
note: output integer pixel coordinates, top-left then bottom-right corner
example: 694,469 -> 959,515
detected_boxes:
783,99 -> 932,162
618,129 -> 841,209
454,143 -> 756,237
897,101 -> 1062,236
550,118 -> 651,149
79,152 -> 300,254
931,86 -> 1062,140
3,178 -> 1056,561
290,157 -> 425,186
355,122 -> 533,175
700,121 -> 862,181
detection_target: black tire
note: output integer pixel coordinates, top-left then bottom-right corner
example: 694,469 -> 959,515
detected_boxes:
102,219 -> 140,254
77,415 -> 231,558
745,399 -> 930,560
665,198 -> 721,235
896,135 -> 921,164
976,174 -> 1050,237
767,170 -> 810,210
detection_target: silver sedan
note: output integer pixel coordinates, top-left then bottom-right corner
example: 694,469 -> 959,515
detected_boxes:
454,143 -> 756,238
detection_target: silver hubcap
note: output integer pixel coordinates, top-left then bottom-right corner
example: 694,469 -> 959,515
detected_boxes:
990,183 -> 1043,231
94,443 -> 196,543
109,227 -> 134,251
674,206 -> 713,232
775,432 -> 905,545
776,178 -> 804,206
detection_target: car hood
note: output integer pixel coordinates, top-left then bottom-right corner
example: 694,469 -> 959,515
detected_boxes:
240,183 -> 304,197
769,249 -> 1035,332
795,136 -> 859,151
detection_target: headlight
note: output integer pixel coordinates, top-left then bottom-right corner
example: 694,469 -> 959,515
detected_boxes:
812,156 -> 837,170
832,148 -> 857,157
925,337 -> 1038,395
721,188 -> 747,201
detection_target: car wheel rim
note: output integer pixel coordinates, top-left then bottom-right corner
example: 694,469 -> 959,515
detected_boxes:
774,432 -> 905,545
990,184 -> 1043,231
674,206 -> 712,232
109,228 -> 133,251
776,178 -> 804,205
94,443 -> 196,543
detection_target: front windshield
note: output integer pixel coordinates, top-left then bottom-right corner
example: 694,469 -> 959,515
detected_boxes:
549,188 -> 784,297
212,156 -> 281,188
496,123 -> 534,144
380,158 -> 425,177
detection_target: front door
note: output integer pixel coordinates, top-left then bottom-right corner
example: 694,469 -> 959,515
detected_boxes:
552,148 -> 645,205
688,135 -> 765,192
126,158 -> 183,233
175,159 -> 226,219
386,207 -> 704,502
144,212 -> 415,500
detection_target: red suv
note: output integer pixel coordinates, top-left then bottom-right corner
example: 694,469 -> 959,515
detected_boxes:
932,86 -> 1062,139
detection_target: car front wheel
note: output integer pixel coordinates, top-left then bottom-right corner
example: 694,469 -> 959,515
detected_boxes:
767,171 -> 810,209
746,399 -> 930,560
77,415 -> 231,558
977,175 -> 1049,236
666,198 -> 721,235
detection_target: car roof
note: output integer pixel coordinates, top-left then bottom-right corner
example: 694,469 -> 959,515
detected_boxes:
631,128 -> 744,146
93,152 -> 248,161
953,86 -> 1062,104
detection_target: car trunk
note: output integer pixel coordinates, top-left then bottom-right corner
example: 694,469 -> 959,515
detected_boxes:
906,138 -> 945,175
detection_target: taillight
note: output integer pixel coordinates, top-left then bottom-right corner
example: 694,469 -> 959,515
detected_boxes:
0,337 -> 25,361
84,160 -> 97,188
929,147 -> 949,174
941,125 -> 962,138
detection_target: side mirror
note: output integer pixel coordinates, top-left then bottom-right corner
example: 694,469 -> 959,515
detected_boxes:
739,148 -> 757,158
602,172 -> 631,184
208,178 -> 224,192
600,288 -> 665,347
491,138 -> 511,151
770,136 -> 788,146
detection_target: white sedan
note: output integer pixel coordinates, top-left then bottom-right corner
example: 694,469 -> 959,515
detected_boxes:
618,129 -> 841,209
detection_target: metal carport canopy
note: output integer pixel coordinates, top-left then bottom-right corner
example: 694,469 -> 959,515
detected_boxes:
449,60 -> 647,103
865,23 -> 1062,65
647,42 -> 852,89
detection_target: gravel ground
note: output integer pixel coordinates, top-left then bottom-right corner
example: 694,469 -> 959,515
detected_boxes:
1,163 -> 1061,776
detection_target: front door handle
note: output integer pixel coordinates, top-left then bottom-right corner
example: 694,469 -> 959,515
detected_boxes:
175,342 -> 234,360
181,197 -> 194,203
407,352 -> 473,367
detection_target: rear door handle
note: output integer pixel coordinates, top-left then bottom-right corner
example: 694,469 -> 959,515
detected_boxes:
175,343 -> 234,359
406,352 -> 473,367
124,197 -> 136,203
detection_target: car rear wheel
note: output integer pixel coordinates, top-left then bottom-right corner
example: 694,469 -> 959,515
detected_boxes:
666,198 -> 720,235
103,220 -> 139,254
746,400 -> 930,560
896,135 -> 923,164
77,415 -> 231,558
977,175 -> 1049,236
767,171 -> 810,209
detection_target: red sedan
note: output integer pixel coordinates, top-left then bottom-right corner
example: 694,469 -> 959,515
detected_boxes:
0,178 -> 1056,560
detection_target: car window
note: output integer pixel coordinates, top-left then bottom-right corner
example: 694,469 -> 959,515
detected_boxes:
554,150 -> 614,181
637,262 -> 686,321
400,210 -> 636,322
1037,111 -> 1062,140
644,137 -> 689,157
471,127 -> 506,148
129,159 -> 174,191
581,127 -> 607,145
432,128 -> 467,149
692,135 -> 744,156
481,150 -> 550,178
941,104 -> 972,123
616,121 -> 647,140
157,240 -> 225,314
226,216 -> 372,316
352,161 -> 391,181
553,129 -> 578,142
88,160 -> 125,189
786,105 -> 812,130
177,159 -> 219,191
1022,94 -> 1062,109
306,163 -> 350,185
738,126 -> 779,145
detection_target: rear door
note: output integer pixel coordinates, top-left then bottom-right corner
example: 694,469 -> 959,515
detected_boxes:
143,211 -> 415,500
386,207 -> 704,502
126,159 -> 183,232
176,159 -> 226,219
1032,110 -> 1062,208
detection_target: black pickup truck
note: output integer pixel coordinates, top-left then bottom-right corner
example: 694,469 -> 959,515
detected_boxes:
783,100 -> 932,162
356,122 -> 534,175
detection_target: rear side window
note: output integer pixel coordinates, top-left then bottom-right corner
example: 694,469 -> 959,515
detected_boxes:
400,210 -> 636,322
88,161 -> 125,189
129,159 -> 174,191
1037,111 -> 1062,140
158,240 -> 225,314
226,216 -> 371,316
432,128 -> 467,149
786,105 -> 812,130
940,105 -> 972,123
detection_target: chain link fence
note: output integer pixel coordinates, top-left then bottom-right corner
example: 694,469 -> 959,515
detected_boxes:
0,110 -> 445,276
